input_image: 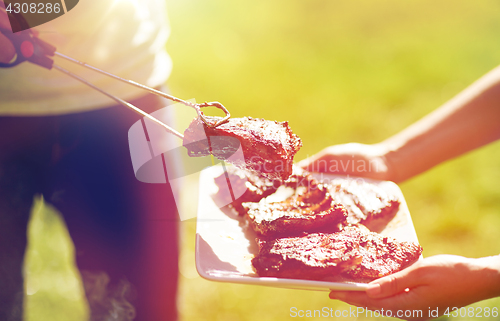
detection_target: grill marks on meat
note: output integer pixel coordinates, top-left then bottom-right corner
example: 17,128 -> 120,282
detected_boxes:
242,184 -> 347,237
214,166 -> 279,214
346,226 -> 422,280
214,167 -> 399,227
329,179 -> 400,226
183,116 -> 302,180
252,231 -> 362,279
214,165 -> 319,215
252,225 -> 422,281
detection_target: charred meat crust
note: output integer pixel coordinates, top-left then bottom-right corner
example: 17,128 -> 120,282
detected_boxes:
329,179 -> 400,225
346,227 -> 422,281
213,166 -> 277,214
252,225 -> 422,281
214,165 -> 319,215
183,116 -> 302,180
242,184 -> 347,237
252,230 -> 362,279
214,167 -> 400,226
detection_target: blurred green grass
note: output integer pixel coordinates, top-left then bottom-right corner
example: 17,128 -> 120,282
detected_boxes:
26,0 -> 500,320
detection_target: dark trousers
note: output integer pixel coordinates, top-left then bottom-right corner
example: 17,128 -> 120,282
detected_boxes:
0,94 -> 179,321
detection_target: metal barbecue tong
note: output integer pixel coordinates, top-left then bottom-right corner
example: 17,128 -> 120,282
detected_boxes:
0,24 -> 230,139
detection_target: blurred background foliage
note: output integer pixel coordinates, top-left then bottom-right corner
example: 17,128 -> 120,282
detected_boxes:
26,0 -> 500,320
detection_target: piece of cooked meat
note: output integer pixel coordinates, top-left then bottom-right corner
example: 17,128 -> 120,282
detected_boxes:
278,166 -> 319,190
342,226 -> 422,281
214,166 -> 279,214
252,225 -> 422,282
252,230 -> 362,279
183,116 -> 302,180
242,184 -> 347,236
214,165 -> 319,215
328,179 -> 400,226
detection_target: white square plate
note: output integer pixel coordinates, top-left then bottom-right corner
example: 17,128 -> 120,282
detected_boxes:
195,165 -> 420,292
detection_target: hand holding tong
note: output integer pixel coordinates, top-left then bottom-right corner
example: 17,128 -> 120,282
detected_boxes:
0,15 -> 230,138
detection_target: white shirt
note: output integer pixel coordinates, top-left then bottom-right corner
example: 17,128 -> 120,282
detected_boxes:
0,0 -> 172,115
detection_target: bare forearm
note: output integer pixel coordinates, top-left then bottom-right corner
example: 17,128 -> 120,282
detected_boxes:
380,66 -> 500,183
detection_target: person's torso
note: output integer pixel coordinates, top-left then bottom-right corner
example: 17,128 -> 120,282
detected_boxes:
0,0 -> 172,115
